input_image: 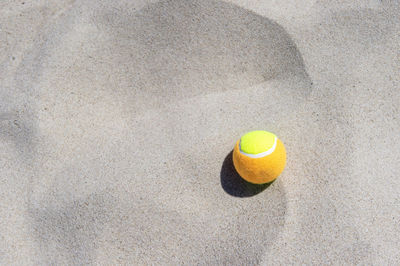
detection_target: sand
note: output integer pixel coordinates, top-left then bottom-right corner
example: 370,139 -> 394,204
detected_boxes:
1,0 -> 399,264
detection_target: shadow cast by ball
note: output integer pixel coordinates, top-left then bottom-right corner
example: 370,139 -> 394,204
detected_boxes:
220,151 -> 273,197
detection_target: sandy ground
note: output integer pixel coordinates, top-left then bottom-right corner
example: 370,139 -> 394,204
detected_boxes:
1,0 -> 399,264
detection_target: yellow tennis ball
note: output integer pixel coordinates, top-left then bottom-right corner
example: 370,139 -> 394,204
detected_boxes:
233,130 -> 286,184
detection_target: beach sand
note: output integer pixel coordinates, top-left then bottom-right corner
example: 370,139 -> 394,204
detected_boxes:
1,0 -> 399,264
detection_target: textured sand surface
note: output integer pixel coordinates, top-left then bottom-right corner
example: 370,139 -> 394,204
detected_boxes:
1,0 -> 399,264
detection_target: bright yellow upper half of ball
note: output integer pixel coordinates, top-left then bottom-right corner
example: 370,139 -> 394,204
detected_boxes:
240,130 -> 277,154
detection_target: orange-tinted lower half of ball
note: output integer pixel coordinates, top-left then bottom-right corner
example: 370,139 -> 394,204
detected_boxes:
232,139 -> 286,184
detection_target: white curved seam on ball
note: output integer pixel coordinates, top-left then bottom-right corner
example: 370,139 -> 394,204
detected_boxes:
239,137 -> 277,158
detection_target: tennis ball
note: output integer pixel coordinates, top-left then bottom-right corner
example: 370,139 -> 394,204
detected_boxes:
233,130 -> 286,184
